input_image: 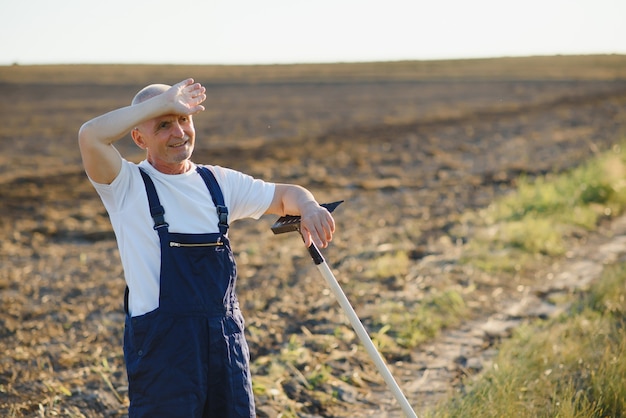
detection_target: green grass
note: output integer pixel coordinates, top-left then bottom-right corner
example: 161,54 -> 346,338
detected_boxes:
463,143 -> 626,272
363,143 -> 626,353
372,251 -> 412,280
427,141 -> 626,417
371,290 -> 467,350
426,262 -> 626,418
490,148 -> 626,227
352,140 -> 626,412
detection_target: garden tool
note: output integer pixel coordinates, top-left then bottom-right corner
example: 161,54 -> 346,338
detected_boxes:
271,201 -> 418,418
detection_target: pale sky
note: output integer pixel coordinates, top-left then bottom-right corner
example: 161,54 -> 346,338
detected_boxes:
1,0 -> 624,65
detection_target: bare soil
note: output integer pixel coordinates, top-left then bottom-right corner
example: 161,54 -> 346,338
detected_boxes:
2,56 -> 626,417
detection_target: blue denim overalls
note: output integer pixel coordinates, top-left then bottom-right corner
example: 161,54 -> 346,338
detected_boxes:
123,166 -> 255,417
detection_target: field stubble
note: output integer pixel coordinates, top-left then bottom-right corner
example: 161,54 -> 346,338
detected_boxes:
1,56 -> 626,417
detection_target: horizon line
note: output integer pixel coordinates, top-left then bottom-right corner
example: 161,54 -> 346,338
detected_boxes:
2,52 -> 626,68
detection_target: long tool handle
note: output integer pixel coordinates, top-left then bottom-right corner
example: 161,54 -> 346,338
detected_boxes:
308,243 -> 418,418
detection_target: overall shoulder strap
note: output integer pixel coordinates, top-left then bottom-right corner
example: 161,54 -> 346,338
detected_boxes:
138,167 -> 169,230
196,166 -> 229,235
127,167 -> 169,316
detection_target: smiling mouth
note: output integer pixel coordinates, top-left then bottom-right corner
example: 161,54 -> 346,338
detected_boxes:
169,138 -> 189,148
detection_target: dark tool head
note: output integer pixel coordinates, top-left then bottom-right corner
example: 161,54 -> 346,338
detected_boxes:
271,200 -> 343,235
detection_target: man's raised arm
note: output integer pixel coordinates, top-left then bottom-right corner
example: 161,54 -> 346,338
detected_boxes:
78,78 -> 206,184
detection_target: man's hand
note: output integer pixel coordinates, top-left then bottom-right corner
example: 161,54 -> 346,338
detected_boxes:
267,185 -> 336,248
299,202 -> 335,248
165,79 -> 207,116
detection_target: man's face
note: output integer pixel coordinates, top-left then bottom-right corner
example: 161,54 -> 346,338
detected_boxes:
133,114 -> 196,171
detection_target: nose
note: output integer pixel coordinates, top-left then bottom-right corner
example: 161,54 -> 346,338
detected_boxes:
172,121 -> 185,138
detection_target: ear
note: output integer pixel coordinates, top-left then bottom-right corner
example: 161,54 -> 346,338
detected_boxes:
131,128 -> 147,149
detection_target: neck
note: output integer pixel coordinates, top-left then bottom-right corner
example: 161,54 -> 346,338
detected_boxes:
149,158 -> 192,175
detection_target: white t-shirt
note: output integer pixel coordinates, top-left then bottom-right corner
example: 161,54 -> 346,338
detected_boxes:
90,159 -> 276,316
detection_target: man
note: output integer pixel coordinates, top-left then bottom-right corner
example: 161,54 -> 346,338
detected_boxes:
78,78 -> 335,417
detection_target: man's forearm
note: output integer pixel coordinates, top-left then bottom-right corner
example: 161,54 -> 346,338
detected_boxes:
79,100 -> 165,147
268,184 -> 319,216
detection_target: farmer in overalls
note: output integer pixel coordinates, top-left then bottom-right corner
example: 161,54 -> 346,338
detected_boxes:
78,78 -> 336,417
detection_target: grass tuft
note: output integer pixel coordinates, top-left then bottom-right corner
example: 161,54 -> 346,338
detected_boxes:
372,289 -> 467,350
464,142 -> 626,272
427,261 -> 626,418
